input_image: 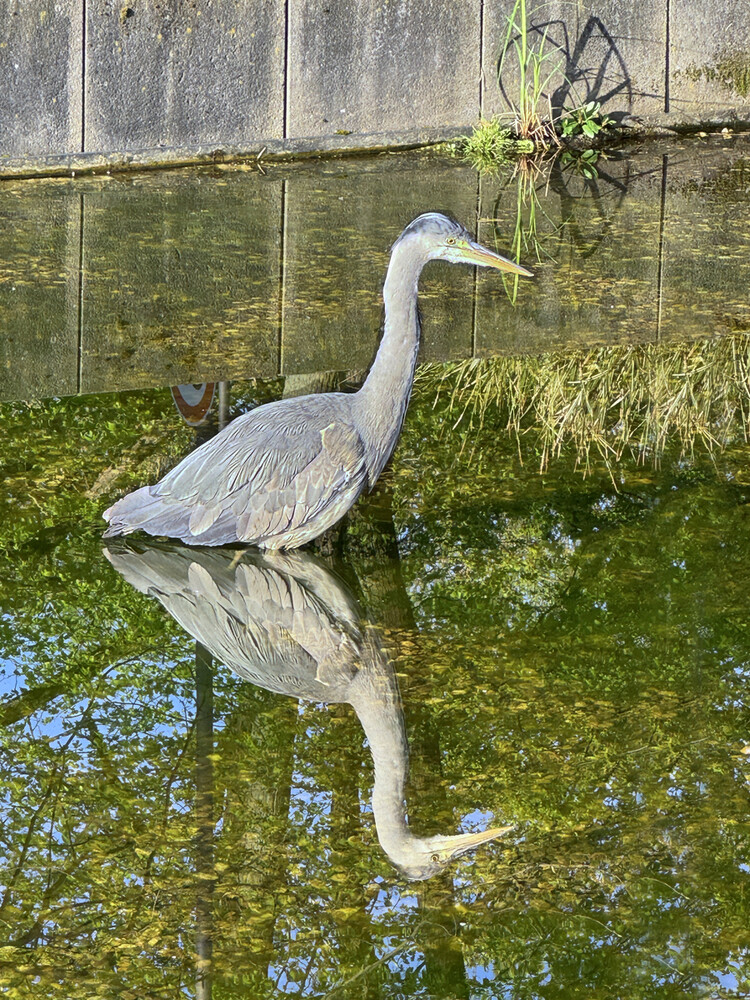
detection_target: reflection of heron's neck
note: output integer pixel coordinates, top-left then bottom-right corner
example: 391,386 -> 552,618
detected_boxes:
356,241 -> 424,485
346,653 -> 426,865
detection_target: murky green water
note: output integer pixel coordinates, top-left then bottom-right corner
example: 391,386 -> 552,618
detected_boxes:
2,139 -> 750,998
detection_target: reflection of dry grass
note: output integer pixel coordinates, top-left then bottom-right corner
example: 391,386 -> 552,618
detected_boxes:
415,336 -> 750,472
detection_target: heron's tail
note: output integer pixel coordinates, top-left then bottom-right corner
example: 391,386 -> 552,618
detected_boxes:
102,486 -> 179,539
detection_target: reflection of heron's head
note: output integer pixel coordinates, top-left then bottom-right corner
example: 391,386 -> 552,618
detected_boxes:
392,212 -> 533,276
391,824 -> 514,882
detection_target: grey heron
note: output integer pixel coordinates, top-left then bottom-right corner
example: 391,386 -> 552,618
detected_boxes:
103,213 -> 531,548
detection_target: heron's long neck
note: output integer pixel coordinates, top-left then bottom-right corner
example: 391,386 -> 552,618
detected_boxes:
355,241 -> 426,485
347,648 -> 419,863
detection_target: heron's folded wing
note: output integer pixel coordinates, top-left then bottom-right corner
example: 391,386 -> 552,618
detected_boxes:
231,420 -> 368,543
151,401 -> 367,542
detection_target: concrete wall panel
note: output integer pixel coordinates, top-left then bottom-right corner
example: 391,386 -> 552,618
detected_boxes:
288,0 -> 481,137
0,0 -> 82,157
84,0 -> 285,153
669,0 -> 750,116
483,1 -> 667,121
3,0 -> 750,172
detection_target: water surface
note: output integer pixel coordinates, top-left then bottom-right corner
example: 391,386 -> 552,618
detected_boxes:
1,138 -> 750,999
2,135 -> 750,400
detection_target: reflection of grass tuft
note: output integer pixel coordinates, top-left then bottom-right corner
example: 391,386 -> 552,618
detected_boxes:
415,336 -> 750,472
495,155 -> 558,302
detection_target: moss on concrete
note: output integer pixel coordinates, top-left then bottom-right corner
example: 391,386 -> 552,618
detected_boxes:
684,50 -> 750,99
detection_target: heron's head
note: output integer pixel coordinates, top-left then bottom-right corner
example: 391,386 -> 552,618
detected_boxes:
389,823 -> 514,882
394,212 -> 532,277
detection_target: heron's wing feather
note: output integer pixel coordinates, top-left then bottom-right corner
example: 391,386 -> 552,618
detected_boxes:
230,420 -> 367,544
153,402 -> 316,503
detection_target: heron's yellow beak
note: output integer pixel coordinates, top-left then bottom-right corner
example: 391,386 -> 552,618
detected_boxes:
437,823 -> 515,861
460,240 -> 533,277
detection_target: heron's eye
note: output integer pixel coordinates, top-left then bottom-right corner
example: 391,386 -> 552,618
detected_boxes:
445,237 -> 456,245
431,853 -> 440,863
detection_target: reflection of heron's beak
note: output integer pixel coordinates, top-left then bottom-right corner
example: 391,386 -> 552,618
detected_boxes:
463,241 -> 533,277
441,824 -> 515,860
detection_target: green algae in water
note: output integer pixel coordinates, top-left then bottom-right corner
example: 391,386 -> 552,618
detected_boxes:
1,376 -> 749,999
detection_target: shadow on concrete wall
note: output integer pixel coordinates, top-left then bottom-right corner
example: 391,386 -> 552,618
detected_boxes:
497,16 -> 634,120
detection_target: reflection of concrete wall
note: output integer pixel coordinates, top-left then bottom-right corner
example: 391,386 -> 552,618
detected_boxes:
1,1 -> 749,173
1,139 -> 748,402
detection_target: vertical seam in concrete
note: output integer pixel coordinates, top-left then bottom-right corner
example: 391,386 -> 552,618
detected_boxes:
655,153 -> 668,341
76,194 -> 85,393
283,0 -> 290,139
664,0 -> 671,113
80,0 -> 87,151
478,0 -> 485,118
278,179 -> 288,375
471,172 -> 482,357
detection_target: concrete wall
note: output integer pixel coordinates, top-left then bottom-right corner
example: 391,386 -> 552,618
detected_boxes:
1,0 -> 749,173
2,138 -> 749,402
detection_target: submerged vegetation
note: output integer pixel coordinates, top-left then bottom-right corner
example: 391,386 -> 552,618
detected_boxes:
415,335 -> 750,473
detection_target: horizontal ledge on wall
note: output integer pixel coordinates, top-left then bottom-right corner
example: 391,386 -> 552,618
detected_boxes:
2,110 -> 750,181
0,126 -> 472,181
616,107 -> 750,135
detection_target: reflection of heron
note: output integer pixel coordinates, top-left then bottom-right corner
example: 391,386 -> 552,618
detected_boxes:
104,214 -> 531,548
105,540 -> 511,880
